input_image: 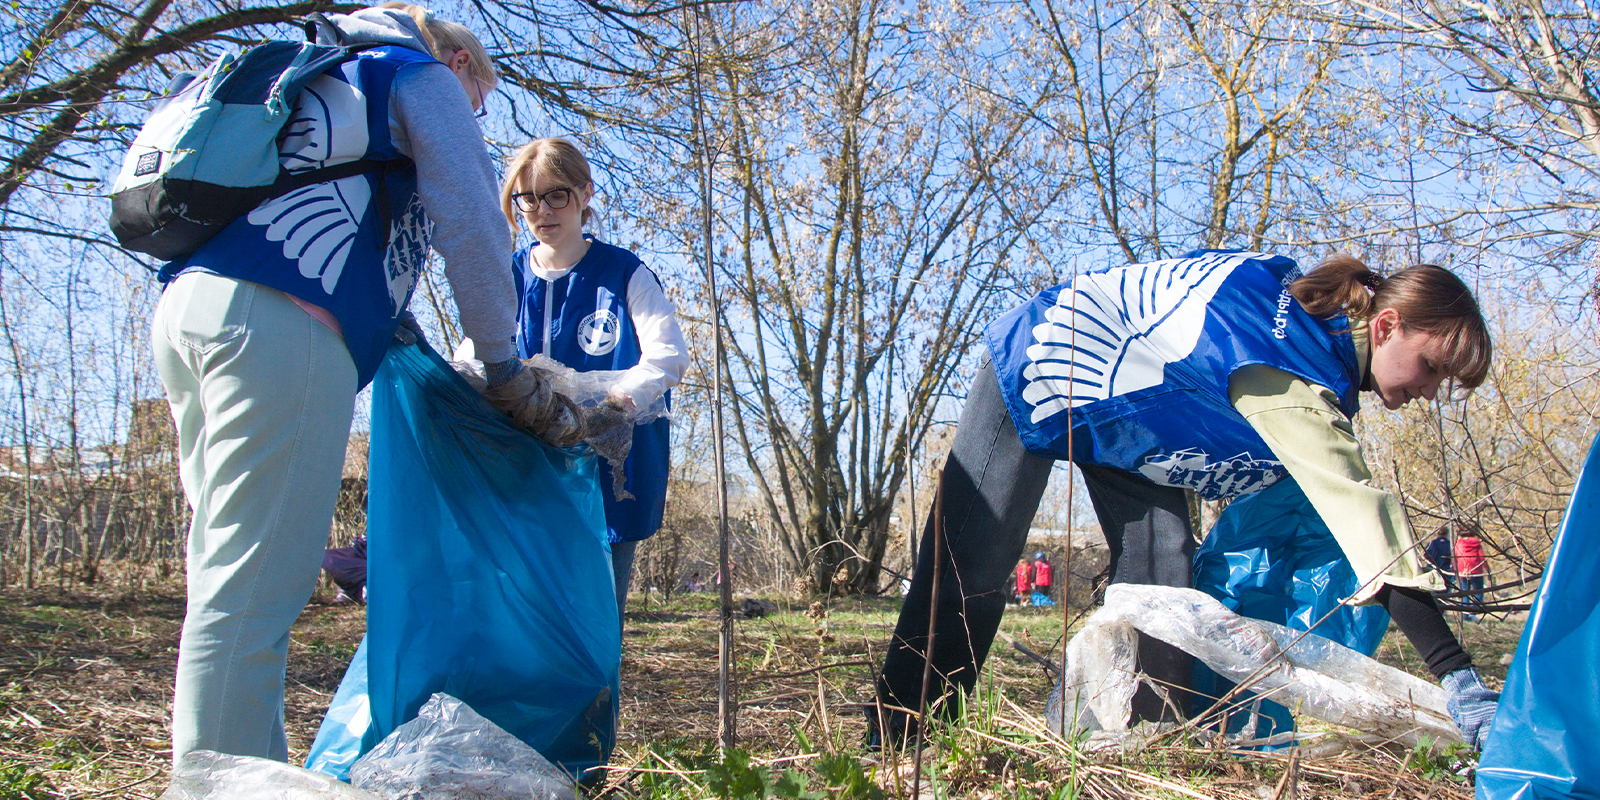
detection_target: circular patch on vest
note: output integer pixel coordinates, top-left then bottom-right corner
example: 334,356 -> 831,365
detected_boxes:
577,309 -> 622,356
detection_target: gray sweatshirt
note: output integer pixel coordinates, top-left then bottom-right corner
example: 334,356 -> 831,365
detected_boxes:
328,8 -> 516,363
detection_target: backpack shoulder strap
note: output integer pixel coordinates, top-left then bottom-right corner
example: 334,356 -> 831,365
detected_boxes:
303,13 -> 345,46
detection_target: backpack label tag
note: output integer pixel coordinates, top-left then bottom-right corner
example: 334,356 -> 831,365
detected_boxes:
134,151 -> 161,177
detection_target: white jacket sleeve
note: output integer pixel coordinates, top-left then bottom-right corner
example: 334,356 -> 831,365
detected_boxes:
612,268 -> 689,410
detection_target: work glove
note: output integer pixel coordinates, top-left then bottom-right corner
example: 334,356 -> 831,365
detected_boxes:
483,359 -> 587,447
582,397 -> 636,500
482,357 -> 523,389
1442,666 -> 1499,750
393,311 -> 427,347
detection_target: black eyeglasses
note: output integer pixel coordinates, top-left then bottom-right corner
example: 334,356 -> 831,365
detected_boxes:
512,186 -> 577,212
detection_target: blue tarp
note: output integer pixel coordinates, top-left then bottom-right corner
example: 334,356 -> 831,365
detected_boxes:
1191,478 -> 1392,743
1477,433 -> 1600,800
305,342 -> 619,781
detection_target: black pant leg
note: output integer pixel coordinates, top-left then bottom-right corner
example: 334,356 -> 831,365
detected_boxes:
1077,463 -> 1197,722
873,357 -> 1054,742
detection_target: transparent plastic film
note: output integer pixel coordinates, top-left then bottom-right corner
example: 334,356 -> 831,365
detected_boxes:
165,695 -> 576,800
1047,585 -> 1459,753
451,353 -> 668,499
350,693 -> 576,800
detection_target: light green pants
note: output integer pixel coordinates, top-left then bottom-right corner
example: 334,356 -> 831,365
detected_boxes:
152,272 -> 358,763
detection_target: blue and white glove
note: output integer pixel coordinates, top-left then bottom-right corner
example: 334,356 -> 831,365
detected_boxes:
1443,667 -> 1499,750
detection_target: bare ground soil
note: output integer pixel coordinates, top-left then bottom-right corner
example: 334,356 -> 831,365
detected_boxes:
0,579 -> 1523,799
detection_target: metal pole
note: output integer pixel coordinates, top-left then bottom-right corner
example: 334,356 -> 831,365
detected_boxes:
1060,272 -> 1078,702
686,6 -> 737,750
911,469 -> 945,798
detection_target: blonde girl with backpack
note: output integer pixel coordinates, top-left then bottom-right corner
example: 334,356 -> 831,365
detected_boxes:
152,3 -> 530,764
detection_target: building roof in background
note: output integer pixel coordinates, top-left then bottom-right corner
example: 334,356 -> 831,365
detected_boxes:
1028,526 -> 1106,549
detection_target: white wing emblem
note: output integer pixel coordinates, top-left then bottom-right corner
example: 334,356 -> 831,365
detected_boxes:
1021,251 -> 1267,424
280,67 -> 369,170
247,177 -> 372,295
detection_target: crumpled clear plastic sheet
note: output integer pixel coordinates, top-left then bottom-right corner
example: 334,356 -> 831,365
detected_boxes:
1189,478 -> 1393,748
162,696 -> 577,800
159,750 -> 383,800
450,354 -> 669,424
349,693 -> 576,800
1047,584 -> 1459,752
450,353 -> 668,500
1046,613 -> 1137,736
534,356 -> 670,424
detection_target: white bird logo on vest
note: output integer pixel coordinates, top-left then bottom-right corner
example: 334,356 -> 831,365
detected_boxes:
249,178 -> 370,295
578,309 -> 621,356
250,68 -> 372,295
1021,251 -> 1265,423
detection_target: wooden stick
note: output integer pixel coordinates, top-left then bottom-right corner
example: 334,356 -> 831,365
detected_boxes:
911,468 -> 946,800
1060,268 -> 1079,722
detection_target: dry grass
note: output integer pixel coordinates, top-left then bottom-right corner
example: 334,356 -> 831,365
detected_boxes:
0,579 -> 1521,799
0,578 -> 363,799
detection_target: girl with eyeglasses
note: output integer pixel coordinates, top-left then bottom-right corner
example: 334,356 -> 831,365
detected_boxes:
493,138 -> 689,623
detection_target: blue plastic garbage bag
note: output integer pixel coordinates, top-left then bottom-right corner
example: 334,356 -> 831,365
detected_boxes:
1190,478 -> 1391,746
305,342 -> 619,782
305,639 -> 371,779
1478,433 -> 1600,800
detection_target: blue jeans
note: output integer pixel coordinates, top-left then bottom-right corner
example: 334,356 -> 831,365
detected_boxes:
612,538 -> 638,633
154,273 -> 358,763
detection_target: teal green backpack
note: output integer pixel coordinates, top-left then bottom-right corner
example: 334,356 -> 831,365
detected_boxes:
110,15 -> 390,261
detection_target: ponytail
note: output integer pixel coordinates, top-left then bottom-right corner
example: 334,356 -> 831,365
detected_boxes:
1291,253 -> 1493,390
1291,253 -> 1380,318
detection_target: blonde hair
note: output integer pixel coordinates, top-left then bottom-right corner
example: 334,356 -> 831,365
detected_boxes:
500,138 -> 595,232
1291,253 -> 1492,390
378,2 -> 497,91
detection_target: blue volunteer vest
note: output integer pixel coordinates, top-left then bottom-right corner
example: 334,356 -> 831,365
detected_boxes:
160,45 -> 435,389
987,249 -> 1361,500
514,238 -> 670,544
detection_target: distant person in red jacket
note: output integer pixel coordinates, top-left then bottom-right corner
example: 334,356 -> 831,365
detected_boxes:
1014,560 -> 1033,606
1454,526 -> 1489,616
1030,552 -> 1055,606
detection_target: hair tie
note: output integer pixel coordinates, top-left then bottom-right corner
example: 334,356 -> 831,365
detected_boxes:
1361,272 -> 1384,292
